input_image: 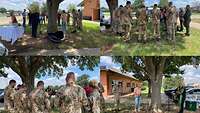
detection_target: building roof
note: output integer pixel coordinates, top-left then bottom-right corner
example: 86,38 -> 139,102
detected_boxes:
100,66 -> 139,80
77,1 -> 84,7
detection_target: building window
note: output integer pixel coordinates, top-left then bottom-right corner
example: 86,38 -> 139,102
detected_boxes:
127,83 -> 131,87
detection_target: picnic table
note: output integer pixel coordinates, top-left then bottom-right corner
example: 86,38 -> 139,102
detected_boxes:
0,25 -> 24,44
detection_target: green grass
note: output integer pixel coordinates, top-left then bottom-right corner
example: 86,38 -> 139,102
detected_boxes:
102,25 -> 200,56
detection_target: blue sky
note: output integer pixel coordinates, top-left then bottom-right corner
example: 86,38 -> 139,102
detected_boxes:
100,56 -> 200,85
0,64 -> 99,89
0,0 -> 199,11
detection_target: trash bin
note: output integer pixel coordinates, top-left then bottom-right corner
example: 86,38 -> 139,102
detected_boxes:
185,101 -> 197,111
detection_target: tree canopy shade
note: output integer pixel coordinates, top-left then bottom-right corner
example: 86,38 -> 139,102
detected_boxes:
112,56 -> 199,112
0,56 -> 99,92
159,0 -> 169,7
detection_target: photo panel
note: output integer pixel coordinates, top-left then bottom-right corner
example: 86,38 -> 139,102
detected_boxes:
0,56 -> 101,113
0,0 -> 101,56
99,56 -> 200,113
100,0 -> 200,56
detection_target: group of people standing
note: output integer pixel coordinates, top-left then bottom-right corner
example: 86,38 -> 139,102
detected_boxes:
112,1 -> 192,43
58,9 -> 83,34
112,82 -> 142,112
4,72 -> 105,113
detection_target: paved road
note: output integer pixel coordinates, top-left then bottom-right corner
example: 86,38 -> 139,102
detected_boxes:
0,103 -> 3,110
191,22 -> 200,30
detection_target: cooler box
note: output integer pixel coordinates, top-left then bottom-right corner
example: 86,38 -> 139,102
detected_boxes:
185,101 -> 197,111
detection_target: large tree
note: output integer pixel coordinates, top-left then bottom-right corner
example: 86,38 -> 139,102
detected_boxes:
112,56 -> 198,112
106,0 -> 118,25
47,0 -> 64,33
0,56 -> 99,92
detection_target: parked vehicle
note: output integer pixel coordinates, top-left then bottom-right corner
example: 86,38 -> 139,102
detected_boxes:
165,87 -> 200,106
186,88 -> 200,106
0,42 -> 8,56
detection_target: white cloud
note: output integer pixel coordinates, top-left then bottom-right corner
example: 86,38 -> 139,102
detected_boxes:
180,65 -> 200,85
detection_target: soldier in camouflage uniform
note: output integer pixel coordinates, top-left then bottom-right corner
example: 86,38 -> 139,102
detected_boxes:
72,9 -> 78,32
121,1 -> 133,41
77,9 -> 83,30
152,4 -> 161,40
4,80 -> 16,113
112,8 -> 118,34
138,5 -> 147,42
166,2 -> 176,41
116,5 -> 124,35
98,82 -> 105,112
112,83 -> 122,110
14,85 -> 30,113
30,81 -> 50,113
87,80 -> 101,113
56,72 -> 89,113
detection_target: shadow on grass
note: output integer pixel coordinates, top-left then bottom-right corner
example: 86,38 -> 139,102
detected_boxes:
1,22 -> 102,55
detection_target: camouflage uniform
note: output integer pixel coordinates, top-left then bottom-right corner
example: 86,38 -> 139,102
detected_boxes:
4,85 -> 16,113
112,84 -> 122,109
121,5 -> 132,40
166,5 -> 176,41
88,89 -> 101,113
72,10 -> 78,31
152,7 -> 161,39
57,84 -> 88,113
77,10 -> 83,30
115,6 -> 124,34
14,90 -> 30,113
98,83 -> 105,112
30,89 -> 50,113
112,9 -> 118,33
138,7 -> 147,41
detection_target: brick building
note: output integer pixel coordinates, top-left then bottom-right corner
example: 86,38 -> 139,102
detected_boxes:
100,66 -> 141,97
78,0 -> 100,21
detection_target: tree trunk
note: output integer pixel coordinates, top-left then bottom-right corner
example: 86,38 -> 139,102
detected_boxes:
21,74 -> 35,93
47,0 -> 60,33
106,0 -> 118,25
150,76 -> 163,112
147,79 -> 151,97
144,57 -> 166,112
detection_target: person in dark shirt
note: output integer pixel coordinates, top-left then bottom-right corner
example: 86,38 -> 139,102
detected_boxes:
179,8 -> 184,32
184,5 -> 192,36
31,12 -> 40,38
22,9 -> 26,28
28,10 -> 32,26
57,12 -> 61,26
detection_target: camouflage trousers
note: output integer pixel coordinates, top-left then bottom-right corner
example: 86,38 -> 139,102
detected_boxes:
77,19 -> 82,30
122,23 -> 132,40
138,24 -> 147,41
4,101 -> 15,113
167,23 -> 176,41
112,19 -> 123,34
73,19 -> 78,30
153,22 -> 160,38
